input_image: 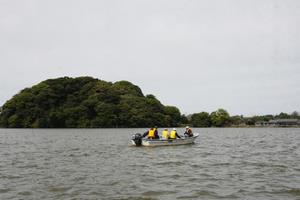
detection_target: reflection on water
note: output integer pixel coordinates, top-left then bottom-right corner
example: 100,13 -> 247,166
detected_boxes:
0,128 -> 299,200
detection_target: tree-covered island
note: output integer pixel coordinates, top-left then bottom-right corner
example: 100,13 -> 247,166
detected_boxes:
0,77 -> 182,128
0,76 -> 299,128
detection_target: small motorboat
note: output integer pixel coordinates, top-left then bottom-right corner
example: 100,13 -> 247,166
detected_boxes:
131,133 -> 199,147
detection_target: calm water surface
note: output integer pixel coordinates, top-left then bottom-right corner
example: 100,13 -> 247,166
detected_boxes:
0,128 -> 299,200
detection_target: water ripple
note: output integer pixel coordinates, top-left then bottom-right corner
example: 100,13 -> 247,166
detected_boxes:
0,128 -> 299,200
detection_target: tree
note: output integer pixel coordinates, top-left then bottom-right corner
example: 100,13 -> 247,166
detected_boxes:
275,112 -> 290,119
112,80 -> 144,97
191,112 -> 211,127
230,115 -> 245,126
180,114 -> 189,125
164,106 -> 181,127
291,111 -> 299,119
210,108 -> 231,127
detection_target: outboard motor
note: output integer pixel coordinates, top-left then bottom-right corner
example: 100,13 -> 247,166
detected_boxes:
132,133 -> 143,146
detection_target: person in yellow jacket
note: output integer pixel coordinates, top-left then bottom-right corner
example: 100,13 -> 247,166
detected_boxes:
169,128 -> 181,139
143,127 -> 159,139
162,128 -> 169,139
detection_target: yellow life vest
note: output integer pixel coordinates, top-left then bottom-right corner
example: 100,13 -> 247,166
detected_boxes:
162,130 -> 169,139
148,129 -> 155,138
170,130 -> 177,139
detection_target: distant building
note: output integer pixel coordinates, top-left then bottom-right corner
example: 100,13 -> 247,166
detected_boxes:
255,121 -> 269,127
269,119 -> 300,127
254,119 -> 300,127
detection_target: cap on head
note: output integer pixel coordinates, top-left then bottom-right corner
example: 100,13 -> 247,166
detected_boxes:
186,126 -> 189,129
173,128 -> 176,131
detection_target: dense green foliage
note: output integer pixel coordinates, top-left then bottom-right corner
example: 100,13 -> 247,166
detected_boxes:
210,109 -> 231,127
190,109 -> 230,127
189,109 -> 299,127
191,112 -> 211,127
0,77 -> 183,128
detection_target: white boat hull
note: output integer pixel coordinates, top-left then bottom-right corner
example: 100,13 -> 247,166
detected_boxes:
131,133 -> 199,147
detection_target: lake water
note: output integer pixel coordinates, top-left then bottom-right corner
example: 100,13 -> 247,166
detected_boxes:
0,128 -> 299,200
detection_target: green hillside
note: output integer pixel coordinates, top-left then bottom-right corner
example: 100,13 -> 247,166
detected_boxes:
0,77 -> 182,128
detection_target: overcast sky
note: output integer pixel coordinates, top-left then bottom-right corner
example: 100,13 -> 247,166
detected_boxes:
0,0 -> 299,116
